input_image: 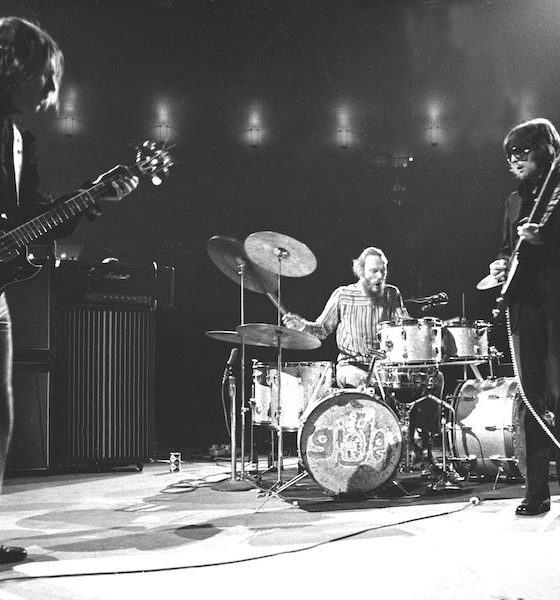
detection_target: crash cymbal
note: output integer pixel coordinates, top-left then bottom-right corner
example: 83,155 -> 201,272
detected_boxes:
244,231 -> 317,277
236,323 -> 321,350
207,235 -> 278,294
476,274 -> 502,290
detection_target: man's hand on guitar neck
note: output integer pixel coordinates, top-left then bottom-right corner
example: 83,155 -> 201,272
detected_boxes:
517,218 -> 544,245
92,165 -> 139,202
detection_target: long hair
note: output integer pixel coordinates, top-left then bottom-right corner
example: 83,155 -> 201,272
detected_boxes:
503,118 -> 560,170
0,17 -> 64,111
352,246 -> 388,279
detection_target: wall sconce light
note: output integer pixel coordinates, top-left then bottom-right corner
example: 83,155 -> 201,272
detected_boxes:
247,127 -> 261,148
337,128 -> 355,149
155,122 -> 175,144
53,115 -> 85,138
63,116 -> 76,138
429,123 -> 440,146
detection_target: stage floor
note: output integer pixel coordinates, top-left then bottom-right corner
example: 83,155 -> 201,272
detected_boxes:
1,457 -> 559,600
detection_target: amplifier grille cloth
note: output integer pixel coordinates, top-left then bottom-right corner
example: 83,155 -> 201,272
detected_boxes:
61,307 -> 154,461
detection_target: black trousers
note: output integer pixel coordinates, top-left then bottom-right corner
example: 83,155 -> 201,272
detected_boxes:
510,266 -> 560,503
0,294 -> 12,493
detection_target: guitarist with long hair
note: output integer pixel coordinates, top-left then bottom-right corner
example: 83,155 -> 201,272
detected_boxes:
0,17 -> 138,563
488,118 -> 560,516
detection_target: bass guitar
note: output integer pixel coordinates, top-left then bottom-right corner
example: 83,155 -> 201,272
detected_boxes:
0,140 -> 172,294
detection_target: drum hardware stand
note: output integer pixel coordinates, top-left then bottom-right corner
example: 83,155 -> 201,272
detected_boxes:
212,362 -> 254,492
213,263 -> 255,491
394,379 -> 447,473
271,250 -> 287,487
448,455 -> 478,485
489,456 -> 523,489
429,394 -> 462,492
366,352 -> 387,402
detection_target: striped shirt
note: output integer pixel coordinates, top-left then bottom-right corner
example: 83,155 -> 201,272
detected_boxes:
304,283 -> 409,366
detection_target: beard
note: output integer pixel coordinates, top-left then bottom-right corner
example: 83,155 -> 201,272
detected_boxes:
362,280 -> 385,298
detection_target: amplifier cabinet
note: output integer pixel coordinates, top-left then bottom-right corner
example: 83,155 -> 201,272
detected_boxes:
52,306 -> 155,467
7,361 -> 52,471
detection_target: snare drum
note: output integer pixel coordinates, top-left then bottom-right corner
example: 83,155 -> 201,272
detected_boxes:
378,318 -> 442,364
442,320 -> 490,361
251,361 -> 334,430
450,378 -> 525,478
298,389 -> 402,496
376,364 -> 440,390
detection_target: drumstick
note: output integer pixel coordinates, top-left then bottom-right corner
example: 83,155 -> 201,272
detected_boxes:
308,364 -> 330,406
265,291 -> 289,316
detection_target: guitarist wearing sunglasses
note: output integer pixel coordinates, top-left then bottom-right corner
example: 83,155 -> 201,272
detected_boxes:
0,17 -> 138,563
487,118 -> 560,516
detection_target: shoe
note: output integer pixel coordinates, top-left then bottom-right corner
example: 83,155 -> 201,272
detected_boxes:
0,544 -> 27,564
515,499 -> 551,516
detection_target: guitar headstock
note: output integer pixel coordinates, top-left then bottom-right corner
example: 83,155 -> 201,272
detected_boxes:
135,140 -> 174,186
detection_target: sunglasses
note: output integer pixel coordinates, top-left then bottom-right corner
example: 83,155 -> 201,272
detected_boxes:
507,146 -> 533,162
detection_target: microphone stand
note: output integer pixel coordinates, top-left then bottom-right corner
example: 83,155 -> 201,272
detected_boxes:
212,345 -> 253,493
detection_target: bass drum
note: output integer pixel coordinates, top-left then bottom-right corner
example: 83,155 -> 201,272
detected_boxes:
450,378 -> 526,479
298,390 -> 402,496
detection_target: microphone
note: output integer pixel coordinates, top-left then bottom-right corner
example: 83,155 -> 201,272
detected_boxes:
226,348 -> 238,367
410,291 -> 448,304
222,348 -> 238,383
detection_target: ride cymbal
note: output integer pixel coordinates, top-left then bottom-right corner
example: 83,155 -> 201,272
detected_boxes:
207,235 -> 278,294
244,231 -> 317,277
236,323 -> 321,350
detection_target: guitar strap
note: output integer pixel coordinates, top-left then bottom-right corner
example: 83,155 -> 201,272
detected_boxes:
12,122 -> 21,204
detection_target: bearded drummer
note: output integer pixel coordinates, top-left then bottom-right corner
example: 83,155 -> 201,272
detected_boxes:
282,246 -> 410,388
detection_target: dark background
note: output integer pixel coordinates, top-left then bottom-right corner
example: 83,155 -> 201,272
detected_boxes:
2,0 -> 557,454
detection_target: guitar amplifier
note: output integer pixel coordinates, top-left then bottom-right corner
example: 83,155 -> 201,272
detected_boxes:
54,260 -> 174,310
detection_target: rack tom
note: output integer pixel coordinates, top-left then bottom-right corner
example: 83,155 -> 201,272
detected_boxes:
378,318 -> 442,364
442,320 -> 490,361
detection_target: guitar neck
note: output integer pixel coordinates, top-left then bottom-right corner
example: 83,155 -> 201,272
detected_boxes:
0,165 -> 135,258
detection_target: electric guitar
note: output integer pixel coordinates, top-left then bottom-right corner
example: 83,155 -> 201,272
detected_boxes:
477,155 -> 560,319
0,140 -> 173,294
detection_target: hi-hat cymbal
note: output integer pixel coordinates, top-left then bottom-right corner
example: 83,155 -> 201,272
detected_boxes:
476,274 -> 502,290
236,323 -> 321,350
244,231 -> 317,277
207,235 -> 278,294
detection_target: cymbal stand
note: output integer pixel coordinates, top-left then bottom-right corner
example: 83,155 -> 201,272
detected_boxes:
213,262 -> 253,492
273,249 -> 287,487
237,262 -> 250,477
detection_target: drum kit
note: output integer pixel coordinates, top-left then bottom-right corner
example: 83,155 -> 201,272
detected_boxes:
206,231 -> 524,498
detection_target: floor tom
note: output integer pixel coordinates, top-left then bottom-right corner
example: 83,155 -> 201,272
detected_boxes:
450,378 -> 525,478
